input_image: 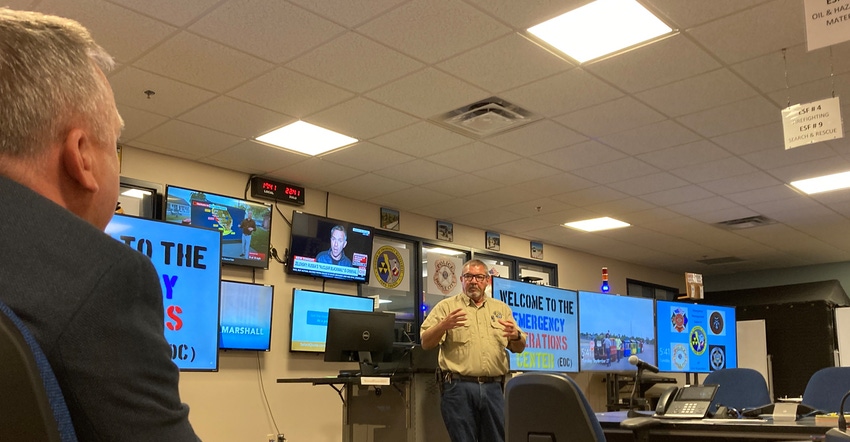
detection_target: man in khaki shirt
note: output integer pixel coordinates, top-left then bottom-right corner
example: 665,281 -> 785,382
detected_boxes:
421,259 -> 526,442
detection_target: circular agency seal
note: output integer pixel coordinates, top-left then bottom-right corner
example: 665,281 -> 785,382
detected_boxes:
433,258 -> 457,295
690,326 -> 707,356
373,245 -> 405,289
709,311 -> 724,335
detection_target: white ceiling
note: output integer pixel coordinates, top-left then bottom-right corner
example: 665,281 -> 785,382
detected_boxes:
17,0 -> 850,276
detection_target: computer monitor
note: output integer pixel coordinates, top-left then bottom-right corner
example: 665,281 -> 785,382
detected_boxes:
324,309 -> 395,376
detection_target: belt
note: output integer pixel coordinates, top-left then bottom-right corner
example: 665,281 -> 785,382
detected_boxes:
447,372 -> 504,384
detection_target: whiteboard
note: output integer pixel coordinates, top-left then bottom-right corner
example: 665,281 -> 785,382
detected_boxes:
836,307 -> 850,367
737,320 -> 771,399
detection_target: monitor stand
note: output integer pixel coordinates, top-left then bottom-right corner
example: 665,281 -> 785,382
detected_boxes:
359,351 -> 378,376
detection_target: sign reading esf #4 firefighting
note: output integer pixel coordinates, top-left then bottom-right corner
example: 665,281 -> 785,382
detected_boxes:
781,96 -> 843,150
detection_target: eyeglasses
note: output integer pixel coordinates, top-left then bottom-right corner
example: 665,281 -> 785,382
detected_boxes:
461,273 -> 488,282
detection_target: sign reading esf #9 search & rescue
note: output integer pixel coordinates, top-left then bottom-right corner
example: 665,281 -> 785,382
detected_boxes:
492,277 -> 578,373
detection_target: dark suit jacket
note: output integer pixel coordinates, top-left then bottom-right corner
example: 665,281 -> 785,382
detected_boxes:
0,176 -> 199,441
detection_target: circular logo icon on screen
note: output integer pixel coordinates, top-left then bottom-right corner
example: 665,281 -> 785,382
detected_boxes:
671,308 -> 688,333
709,311 -> 724,335
690,326 -> 707,356
433,258 -> 458,295
709,345 -> 726,370
672,343 -> 689,371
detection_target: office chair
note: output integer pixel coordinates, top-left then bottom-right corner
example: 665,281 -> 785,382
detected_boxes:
703,368 -> 772,415
505,372 -> 606,442
803,367 -> 850,413
0,301 -> 77,442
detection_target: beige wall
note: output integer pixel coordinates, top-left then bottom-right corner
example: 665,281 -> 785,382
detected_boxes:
120,146 -> 685,442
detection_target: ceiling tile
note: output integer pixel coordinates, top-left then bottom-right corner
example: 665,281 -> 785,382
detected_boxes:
105,0 -> 220,26
366,68 -> 489,118
474,158 -> 561,185
321,142 -> 416,172
323,173 -> 412,200
555,96 -> 666,138
426,142 -> 520,173
228,67 -> 355,117
133,120 -> 243,158
677,96 -> 779,138
373,159 -> 462,185
607,172 -> 690,196
202,140 -> 308,176
190,0 -> 344,64
308,97 -> 419,140
437,33 -> 570,93
133,32 -> 272,93
638,140 -> 732,170
289,0 -> 407,27
286,33 -> 424,93
600,120 -> 701,155
486,120 -> 586,156
645,0 -> 771,29
268,158 -> 363,188
585,34 -> 720,93
501,69 -> 623,117
357,0 -> 511,63
110,67 -> 217,118
711,122 -> 784,155
515,173 -> 595,198
636,68 -> 759,117
116,105 -> 168,142
421,173 -> 501,197
179,96 -> 292,138
571,157 -> 661,185
371,122 -> 474,158
640,184 -> 716,206
672,156 -> 759,183
38,0 -> 175,63
531,140 -> 627,172
687,0 -> 805,64
552,185 -> 629,207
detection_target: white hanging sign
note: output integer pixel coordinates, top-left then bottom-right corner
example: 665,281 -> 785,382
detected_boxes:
805,0 -> 850,51
781,96 -> 843,149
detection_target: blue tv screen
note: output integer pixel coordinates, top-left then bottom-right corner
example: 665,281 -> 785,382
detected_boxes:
105,214 -> 222,371
491,278 -> 579,373
289,289 -> 374,353
656,300 -> 737,373
219,281 -> 274,351
578,291 -> 656,372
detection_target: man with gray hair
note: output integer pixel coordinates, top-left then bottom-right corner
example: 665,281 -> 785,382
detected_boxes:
0,8 -> 199,440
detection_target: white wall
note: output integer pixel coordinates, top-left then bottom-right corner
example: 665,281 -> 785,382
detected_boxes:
120,146 -> 684,442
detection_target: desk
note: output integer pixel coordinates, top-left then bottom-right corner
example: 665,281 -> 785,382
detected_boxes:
277,373 -> 449,442
597,411 -> 834,441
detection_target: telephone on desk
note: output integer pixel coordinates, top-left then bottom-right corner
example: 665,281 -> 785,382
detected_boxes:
655,385 -> 719,419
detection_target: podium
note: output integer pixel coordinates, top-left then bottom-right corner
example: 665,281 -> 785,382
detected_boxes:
278,347 -> 450,442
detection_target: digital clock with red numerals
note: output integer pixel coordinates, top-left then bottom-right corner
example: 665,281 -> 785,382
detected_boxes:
250,176 -> 305,205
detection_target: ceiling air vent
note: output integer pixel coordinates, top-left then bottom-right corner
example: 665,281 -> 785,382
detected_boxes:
713,215 -> 776,230
433,97 -> 538,138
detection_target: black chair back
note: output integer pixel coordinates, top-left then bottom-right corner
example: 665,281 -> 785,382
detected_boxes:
0,301 -> 77,442
505,372 -> 606,442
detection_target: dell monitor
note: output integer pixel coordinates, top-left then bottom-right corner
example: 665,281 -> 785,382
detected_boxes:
324,309 -> 395,376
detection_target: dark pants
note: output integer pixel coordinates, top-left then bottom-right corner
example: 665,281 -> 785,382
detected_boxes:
440,379 -> 505,442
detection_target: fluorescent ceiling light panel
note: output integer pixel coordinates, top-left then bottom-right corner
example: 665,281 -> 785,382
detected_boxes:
790,170 -> 850,194
564,217 -> 630,232
527,0 -> 672,63
256,121 -> 357,156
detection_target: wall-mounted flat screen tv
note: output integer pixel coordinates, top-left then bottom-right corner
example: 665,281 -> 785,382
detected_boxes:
286,211 -> 373,283
164,185 -> 272,269
656,300 -> 738,373
491,277 -> 579,373
219,281 -> 274,351
105,214 -> 221,371
289,288 -> 374,353
578,291 -> 656,373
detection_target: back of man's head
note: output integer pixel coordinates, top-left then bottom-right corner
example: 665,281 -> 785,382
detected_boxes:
0,8 -> 114,162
